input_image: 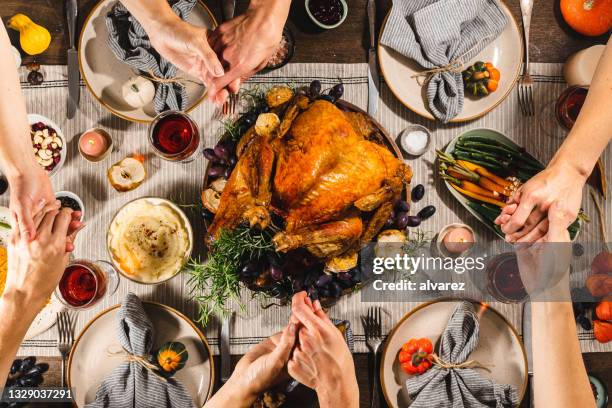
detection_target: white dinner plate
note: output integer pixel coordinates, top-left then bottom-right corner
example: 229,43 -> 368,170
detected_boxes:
68,302 -> 214,407
378,2 -> 523,122
0,206 -> 64,339
381,299 -> 527,407
79,0 -> 217,123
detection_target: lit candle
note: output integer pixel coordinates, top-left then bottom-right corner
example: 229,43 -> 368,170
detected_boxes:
79,129 -> 112,162
442,226 -> 474,254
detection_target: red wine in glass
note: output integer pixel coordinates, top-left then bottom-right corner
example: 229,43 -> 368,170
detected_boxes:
555,86 -> 588,131
486,253 -> 527,303
57,260 -> 119,309
149,111 -> 201,162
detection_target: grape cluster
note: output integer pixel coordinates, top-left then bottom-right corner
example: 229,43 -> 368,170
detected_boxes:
384,184 -> 436,230
1,357 -> 48,407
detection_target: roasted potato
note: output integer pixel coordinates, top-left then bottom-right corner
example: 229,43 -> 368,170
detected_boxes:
255,113 -> 281,137
265,86 -> 294,108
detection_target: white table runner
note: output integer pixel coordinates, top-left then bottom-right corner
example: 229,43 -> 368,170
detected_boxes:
4,62 -> 610,356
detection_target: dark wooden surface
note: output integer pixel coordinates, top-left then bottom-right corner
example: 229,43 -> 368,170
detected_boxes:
17,352 -> 612,407
1,0 -> 608,67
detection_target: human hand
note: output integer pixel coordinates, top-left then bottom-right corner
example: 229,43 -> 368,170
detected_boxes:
288,292 -> 359,408
8,164 -> 56,241
227,321 -> 296,401
515,201 -> 573,300
494,162 -> 585,243
146,16 -> 224,89
5,208 -> 82,310
207,0 -> 290,104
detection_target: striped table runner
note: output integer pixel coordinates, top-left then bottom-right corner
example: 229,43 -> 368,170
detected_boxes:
4,62 -> 610,357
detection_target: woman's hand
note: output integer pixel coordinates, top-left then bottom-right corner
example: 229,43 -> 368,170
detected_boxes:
8,164 -> 56,241
288,292 -> 359,408
207,0 -> 291,104
146,17 -> 224,87
494,161 -> 585,242
6,207 -> 82,310
207,322 -> 296,408
515,201 -> 573,301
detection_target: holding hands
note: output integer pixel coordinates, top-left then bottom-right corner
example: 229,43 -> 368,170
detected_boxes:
209,291 -> 359,408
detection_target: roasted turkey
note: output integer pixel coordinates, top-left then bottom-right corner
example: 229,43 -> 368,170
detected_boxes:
207,95 -> 412,266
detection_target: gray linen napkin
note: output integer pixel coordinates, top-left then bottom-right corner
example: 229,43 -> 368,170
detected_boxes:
380,0 -> 507,122
406,301 -> 519,408
106,0 -> 196,113
85,293 -> 195,408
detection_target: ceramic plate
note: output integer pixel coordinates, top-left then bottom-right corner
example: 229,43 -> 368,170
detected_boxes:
68,302 -> 214,407
381,299 -> 527,407
0,206 -> 64,339
378,2 -> 522,122
79,0 -> 216,123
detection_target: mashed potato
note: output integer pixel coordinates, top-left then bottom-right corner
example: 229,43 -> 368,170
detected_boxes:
108,199 -> 191,283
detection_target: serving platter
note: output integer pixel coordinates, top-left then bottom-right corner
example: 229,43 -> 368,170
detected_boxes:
78,0 -> 216,123
0,206 -> 64,340
442,128 -> 582,240
381,299 -> 527,408
378,1 -> 522,122
68,301 -> 214,407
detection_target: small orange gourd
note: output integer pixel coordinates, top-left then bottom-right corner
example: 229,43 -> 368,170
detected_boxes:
560,0 -> 612,37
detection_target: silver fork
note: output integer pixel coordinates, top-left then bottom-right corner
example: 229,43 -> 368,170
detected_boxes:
518,0 -> 534,116
222,92 -> 238,117
362,307 -> 383,408
56,311 -> 74,388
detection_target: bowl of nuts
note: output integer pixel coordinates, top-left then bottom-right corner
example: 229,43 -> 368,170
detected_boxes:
28,114 -> 66,177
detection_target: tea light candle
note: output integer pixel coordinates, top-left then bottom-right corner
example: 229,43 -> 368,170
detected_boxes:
79,128 -> 112,162
443,226 -> 475,254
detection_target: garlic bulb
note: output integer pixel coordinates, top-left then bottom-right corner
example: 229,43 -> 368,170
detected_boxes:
121,76 -> 155,109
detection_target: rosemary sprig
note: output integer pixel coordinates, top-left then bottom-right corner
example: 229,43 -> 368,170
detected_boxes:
187,225 -> 275,325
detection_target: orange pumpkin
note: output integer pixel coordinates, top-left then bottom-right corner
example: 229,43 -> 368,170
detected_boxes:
560,0 -> 612,37
594,320 -> 612,343
596,298 -> 612,320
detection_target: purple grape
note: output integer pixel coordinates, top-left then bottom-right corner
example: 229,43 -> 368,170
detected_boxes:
330,83 -> 344,100
270,265 -> 283,281
384,212 -> 396,228
223,167 -> 232,179
417,205 -> 436,220
307,286 -> 319,300
228,156 -> 237,167
395,200 -> 410,212
411,184 -> 425,201
316,274 -> 332,288
330,282 -> 342,298
292,277 -> 305,292
337,272 -> 351,281
407,216 -> 421,227
207,165 -> 227,179
319,288 -> 331,298
304,271 -> 318,287
214,144 -> 230,161
396,212 -> 409,229
203,148 -> 219,162
309,80 -> 322,97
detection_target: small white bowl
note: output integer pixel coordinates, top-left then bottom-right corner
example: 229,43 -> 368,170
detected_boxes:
55,191 -> 85,221
399,124 -> 432,156
305,0 -> 348,29
27,114 -> 67,177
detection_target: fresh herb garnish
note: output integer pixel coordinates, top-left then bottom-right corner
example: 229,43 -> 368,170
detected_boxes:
187,225 -> 276,325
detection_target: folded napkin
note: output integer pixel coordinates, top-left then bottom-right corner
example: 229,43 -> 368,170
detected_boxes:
380,0 -> 508,122
106,0 -> 196,113
86,293 -> 195,408
406,302 -> 519,408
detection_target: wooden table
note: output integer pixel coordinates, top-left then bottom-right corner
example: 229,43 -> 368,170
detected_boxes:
2,0 -> 608,66
4,0 -> 609,406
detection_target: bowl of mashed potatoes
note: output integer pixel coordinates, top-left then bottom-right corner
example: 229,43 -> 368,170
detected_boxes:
107,197 -> 193,284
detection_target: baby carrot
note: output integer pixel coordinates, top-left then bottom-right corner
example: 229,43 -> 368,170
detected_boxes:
457,159 -> 512,188
461,180 -> 500,199
450,183 -> 506,207
478,177 -> 507,195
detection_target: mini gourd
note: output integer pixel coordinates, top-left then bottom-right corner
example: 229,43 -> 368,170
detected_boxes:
156,342 -> 188,375
8,14 -> 52,56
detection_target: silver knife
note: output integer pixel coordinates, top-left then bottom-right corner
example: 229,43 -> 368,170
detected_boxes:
367,0 -> 379,116
220,313 -> 232,384
66,0 -> 79,119
522,302 -> 534,407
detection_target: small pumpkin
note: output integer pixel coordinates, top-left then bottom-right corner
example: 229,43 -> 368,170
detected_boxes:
596,298 -> 612,321
462,61 -> 501,98
560,0 -> 612,37
7,14 -> 52,56
156,342 -> 189,375
594,320 -> 612,343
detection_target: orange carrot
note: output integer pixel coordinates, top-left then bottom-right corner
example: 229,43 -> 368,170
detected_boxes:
478,177 -> 507,195
450,183 -> 505,207
457,160 -> 512,188
448,169 -> 471,181
461,180 -> 500,199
